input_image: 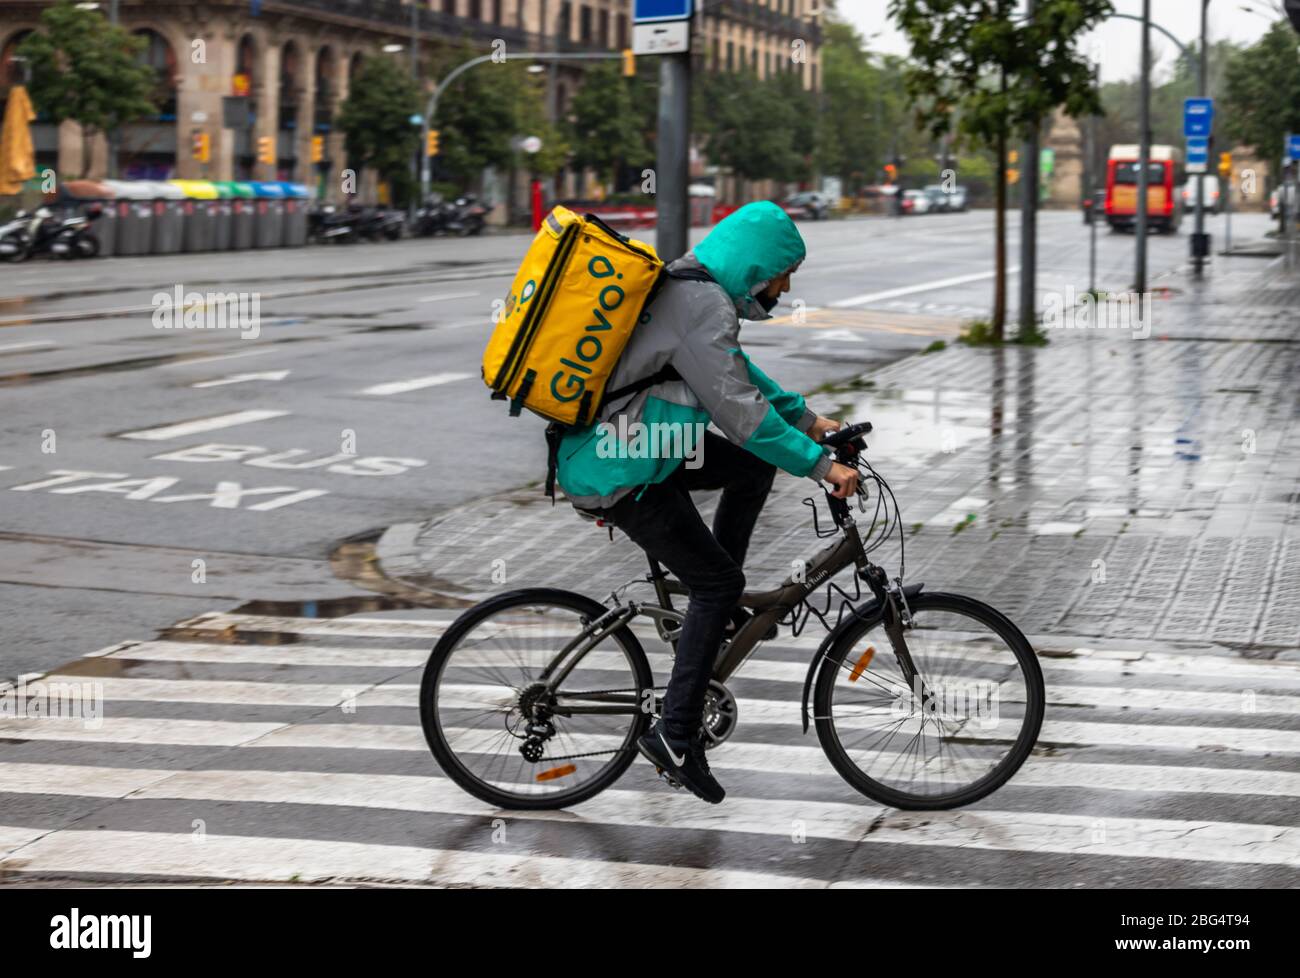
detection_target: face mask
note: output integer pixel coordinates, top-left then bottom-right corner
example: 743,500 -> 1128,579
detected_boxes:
756,290 -> 780,313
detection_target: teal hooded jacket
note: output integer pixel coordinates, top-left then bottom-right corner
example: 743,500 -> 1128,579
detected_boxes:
556,201 -> 832,511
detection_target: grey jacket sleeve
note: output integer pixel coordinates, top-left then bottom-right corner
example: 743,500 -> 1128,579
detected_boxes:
669,290 -> 832,481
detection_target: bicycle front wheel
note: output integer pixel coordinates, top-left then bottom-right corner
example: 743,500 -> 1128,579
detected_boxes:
813,591 -> 1044,810
420,588 -> 653,810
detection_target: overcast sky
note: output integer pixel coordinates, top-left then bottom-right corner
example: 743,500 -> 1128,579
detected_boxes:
834,0 -> 1280,83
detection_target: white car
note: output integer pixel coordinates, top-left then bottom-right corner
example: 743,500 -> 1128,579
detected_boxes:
1180,175 -> 1222,214
902,189 -> 931,214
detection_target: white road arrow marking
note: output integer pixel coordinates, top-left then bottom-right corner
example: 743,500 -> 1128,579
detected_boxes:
359,372 -> 472,396
191,370 -> 291,388
118,410 -> 290,441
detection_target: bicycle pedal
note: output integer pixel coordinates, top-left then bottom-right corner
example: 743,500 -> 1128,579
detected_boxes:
654,767 -> 684,789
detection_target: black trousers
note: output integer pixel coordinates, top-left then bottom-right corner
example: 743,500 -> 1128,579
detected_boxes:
601,432 -> 775,741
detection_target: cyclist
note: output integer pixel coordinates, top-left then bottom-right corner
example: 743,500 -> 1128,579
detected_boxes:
555,201 -> 861,804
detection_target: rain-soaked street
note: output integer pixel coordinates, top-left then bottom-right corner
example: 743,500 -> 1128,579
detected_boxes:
1,209 -> 1297,887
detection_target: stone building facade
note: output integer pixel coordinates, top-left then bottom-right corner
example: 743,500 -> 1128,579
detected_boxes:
0,0 -> 822,201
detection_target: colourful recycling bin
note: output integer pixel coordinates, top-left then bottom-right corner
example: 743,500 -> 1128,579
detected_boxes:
217,181 -> 257,250
275,182 -> 310,246
101,180 -> 154,256
171,179 -> 219,253
250,181 -> 286,249
138,180 -> 186,254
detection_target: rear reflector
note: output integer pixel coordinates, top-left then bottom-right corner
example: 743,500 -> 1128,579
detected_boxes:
536,764 -> 577,782
848,646 -> 876,682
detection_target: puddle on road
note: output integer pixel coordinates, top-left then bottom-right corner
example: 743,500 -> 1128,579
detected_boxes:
827,386 -> 995,465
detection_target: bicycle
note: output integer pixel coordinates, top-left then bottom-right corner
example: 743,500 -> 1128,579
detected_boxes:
420,422 -> 1046,811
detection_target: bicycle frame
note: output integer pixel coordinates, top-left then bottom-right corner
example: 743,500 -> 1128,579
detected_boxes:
535,489 -> 924,721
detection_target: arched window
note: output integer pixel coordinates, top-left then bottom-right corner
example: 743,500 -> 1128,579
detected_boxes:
280,41 -> 301,132
134,29 -> 178,120
315,46 -> 336,131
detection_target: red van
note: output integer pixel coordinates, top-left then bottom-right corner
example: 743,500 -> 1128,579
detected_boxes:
1105,144 -> 1183,233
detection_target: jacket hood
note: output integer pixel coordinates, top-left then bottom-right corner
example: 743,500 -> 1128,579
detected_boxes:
689,201 -> 806,321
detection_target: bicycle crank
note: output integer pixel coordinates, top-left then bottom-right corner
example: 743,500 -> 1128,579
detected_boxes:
698,680 -> 739,750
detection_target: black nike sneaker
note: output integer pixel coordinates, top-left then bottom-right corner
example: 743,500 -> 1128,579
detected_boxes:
636,720 -> 726,805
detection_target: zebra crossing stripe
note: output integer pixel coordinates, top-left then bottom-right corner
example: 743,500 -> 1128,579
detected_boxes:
0,827 -> 845,888
0,765 -> 1294,868
172,612 -> 455,639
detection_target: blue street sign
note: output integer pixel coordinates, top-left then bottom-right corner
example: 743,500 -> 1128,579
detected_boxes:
1288,134 -> 1300,161
634,0 -> 692,22
1183,97 -> 1213,138
1186,136 -> 1210,172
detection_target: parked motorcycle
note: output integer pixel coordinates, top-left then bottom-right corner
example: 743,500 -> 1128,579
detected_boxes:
357,207 -> 405,242
309,203 -> 405,243
412,193 -> 486,237
0,206 -> 101,261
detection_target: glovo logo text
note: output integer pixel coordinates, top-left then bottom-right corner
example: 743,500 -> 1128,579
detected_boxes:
551,254 -> 626,404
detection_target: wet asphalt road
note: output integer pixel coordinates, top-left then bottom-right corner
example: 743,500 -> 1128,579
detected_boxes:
0,208 -> 1269,678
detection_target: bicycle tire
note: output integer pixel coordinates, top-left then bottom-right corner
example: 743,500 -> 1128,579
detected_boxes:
813,591 -> 1045,810
420,587 -> 653,810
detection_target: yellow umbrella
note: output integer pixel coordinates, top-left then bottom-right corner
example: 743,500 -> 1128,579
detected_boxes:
0,85 -> 38,196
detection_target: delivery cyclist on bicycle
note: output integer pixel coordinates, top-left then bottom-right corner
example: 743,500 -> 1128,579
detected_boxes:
554,201 -> 861,804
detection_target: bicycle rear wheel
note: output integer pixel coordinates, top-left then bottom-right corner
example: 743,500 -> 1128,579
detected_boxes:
813,591 -> 1044,810
420,588 -> 653,810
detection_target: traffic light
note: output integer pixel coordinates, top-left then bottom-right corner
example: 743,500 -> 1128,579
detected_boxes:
1007,149 -> 1019,165
257,135 -> 274,166
1218,152 -> 1232,177
191,130 -> 210,164
1007,168 -> 1020,185
883,163 -> 897,184
426,129 -> 440,157
622,48 -> 635,77
311,135 -> 324,164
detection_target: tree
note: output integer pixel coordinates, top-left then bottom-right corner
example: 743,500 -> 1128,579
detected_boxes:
694,70 -> 809,186
17,0 -> 157,178
1222,20 -> 1300,192
336,54 -> 420,205
889,0 -> 1111,341
429,45 -> 524,189
564,62 -> 650,191
512,70 -> 569,181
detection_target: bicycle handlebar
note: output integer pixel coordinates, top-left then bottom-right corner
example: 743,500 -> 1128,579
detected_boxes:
822,421 -> 872,448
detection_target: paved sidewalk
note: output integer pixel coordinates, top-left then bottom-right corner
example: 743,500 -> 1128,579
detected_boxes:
381,256 -> 1299,656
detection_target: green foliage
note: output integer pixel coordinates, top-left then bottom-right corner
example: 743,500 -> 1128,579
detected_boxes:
512,71 -> 569,179
958,318 -> 1000,346
426,46 -> 518,186
1222,21 -> 1300,187
336,54 -> 420,203
694,70 -> 813,183
818,20 -> 938,192
921,339 -> 948,354
564,62 -> 651,187
888,0 -> 1112,153
888,0 -> 1111,338
17,0 -> 158,177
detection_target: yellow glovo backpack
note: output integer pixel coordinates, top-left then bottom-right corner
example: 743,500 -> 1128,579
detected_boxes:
482,206 -> 666,428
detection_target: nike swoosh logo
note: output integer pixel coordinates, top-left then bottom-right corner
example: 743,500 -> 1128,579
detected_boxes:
659,729 -> 687,767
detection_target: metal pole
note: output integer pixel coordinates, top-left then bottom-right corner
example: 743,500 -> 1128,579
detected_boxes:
656,52 -> 690,262
420,50 -> 623,207
409,2 -> 420,221
1018,0 -> 1038,334
1135,0 -> 1151,294
108,0 -> 121,179
1192,0 -> 1208,277
1223,164 -> 1232,252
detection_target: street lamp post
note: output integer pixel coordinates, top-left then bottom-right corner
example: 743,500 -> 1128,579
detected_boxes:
419,51 -> 624,209
1019,0 -> 1039,335
1191,0 -> 1209,278
1135,0 -> 1151,295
